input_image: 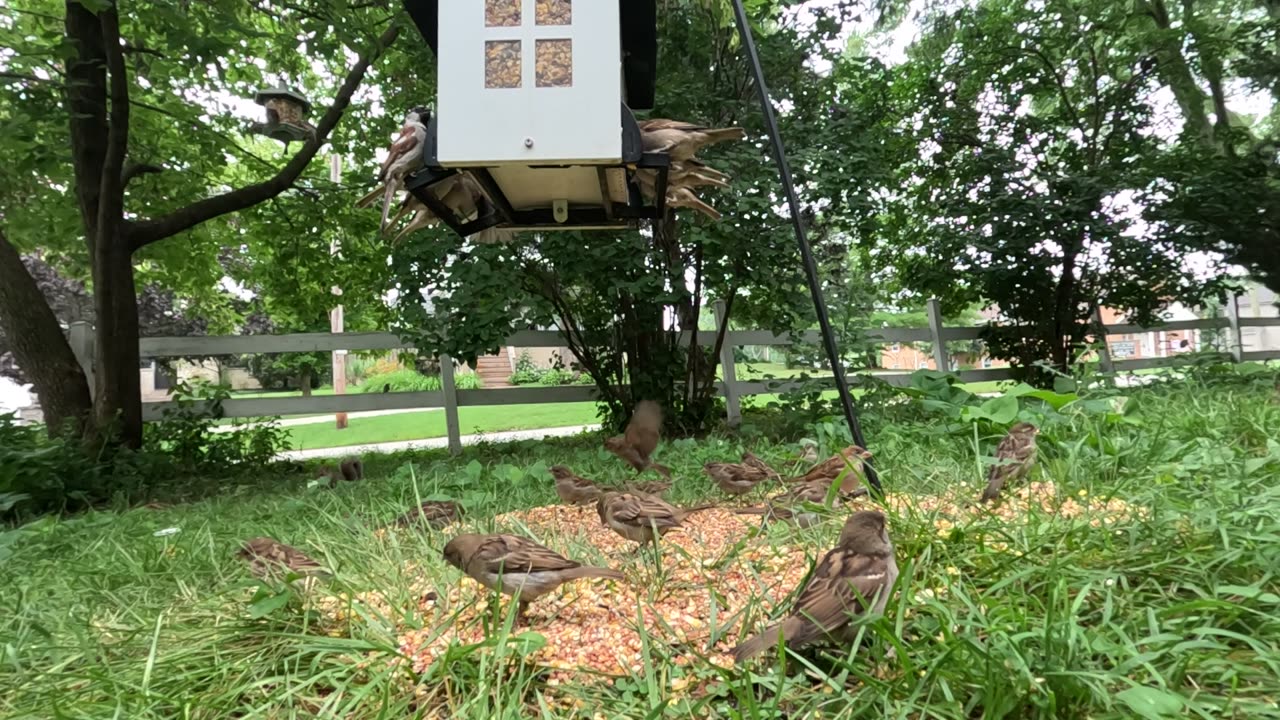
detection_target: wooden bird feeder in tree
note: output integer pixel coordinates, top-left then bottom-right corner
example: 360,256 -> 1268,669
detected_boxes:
250,84 -> 316,145
401,0 -> 666,238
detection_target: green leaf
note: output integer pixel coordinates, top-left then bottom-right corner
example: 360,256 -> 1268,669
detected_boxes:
1115,686 -> 1185,719
248,591 -> 292,618
962,394 -> 1019,423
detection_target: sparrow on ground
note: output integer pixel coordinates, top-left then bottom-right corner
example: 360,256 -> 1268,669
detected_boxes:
238,537 -> 331,584
638,119 -> 746,162
732,510 -> 898,661
734,475 -> 868,526
980,422 -> 1040,503
551,465 -> 605,505
704,455 -> 775,496
442,533 -> 624,617
604,400 -> 672,480
389,500 -> 462,530
596,491 -> 715,545
788,446 -> 873,487
743,451 -> 781,480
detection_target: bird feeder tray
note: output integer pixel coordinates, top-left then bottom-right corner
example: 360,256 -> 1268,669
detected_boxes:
401,0 -> 667,237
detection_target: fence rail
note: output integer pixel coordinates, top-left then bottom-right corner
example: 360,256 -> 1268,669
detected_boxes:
62,295 -> 1280,454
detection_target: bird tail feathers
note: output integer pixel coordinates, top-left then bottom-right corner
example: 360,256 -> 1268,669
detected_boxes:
563,566 -> 625,582
733,618 -> 797,661
705,127 -> 747,144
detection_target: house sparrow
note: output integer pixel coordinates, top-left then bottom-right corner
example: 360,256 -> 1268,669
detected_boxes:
596,491 -> 715,545
316,455 -> 364,487
788,446 -> 873,486
634,159 -> 731,199
734,476 -> 868,525
638,119 -> 746,162
732,510 -> 898,661
378,107 -> 430,231
238,537 -> 331,583
704,458 -> 773,496
622,480 -> 672,497
390,500 -> 462,530
604,400 -> 672,480
980,422 -> 1040,503
666,187 -> 722,221
793,441 -> 820,466
442,533 -> 624,617
551,465 -> 605,505
743,451 -> 781,481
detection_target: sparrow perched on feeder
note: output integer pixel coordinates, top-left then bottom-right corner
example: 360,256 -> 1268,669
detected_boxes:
551,465 -> 606,505
389,500 -> 463,530
704,455 -> 776,496
604,400 -> 673,480
238,537 -> 331,584
666,186 -> 722,220
596,491 -> 715,545
788,445 -> 873,486
638,119 -> 746,162
377,107 -> 430,232
979,422 -> 1040,503
732,510 -> 898,661
442,533 -> 624,618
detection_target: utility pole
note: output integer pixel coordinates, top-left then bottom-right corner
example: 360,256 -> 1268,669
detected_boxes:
330,155 -> 348,429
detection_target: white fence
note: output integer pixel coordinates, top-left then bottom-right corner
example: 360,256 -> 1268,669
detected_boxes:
63,296 -> 1280,453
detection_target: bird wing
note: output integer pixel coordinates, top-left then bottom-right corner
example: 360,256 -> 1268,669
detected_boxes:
743,452 -> 780,479
379,124 -> 419,179
608,493 -> 684,529
480,535 -> 581,574
624,401 -> 663,457
784,549 -> 894,647
987,431 -> 1035,484
639,118 -> 709,132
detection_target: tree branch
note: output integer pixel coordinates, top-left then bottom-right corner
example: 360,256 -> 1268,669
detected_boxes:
122,162 -> 164,188
130,24 -> 400,249
63,0 -> 109,236
96,3 -> 130,236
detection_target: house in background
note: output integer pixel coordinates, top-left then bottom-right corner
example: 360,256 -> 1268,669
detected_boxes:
1239,284 -> 1280,354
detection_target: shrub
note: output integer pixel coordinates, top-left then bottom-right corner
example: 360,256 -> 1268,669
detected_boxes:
0,414 -> 109,519
509,350 -> 542,385
455,371 -> 483,390
144,380 -> 292,475
358,369 -> 443,393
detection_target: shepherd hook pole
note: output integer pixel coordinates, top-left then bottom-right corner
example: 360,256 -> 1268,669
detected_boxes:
728,0 -> 882,495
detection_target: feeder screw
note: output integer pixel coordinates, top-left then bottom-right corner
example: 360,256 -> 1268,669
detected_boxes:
524,137 -> 534,148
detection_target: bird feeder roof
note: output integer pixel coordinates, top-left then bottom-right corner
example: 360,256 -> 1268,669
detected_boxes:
253,86 -> 312,115
401,0 -> 658,110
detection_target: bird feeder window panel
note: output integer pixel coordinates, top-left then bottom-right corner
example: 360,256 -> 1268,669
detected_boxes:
535,0 -> 571,26
485,0 -> 521,26
535,39 -> 572,87
438,0 -> 619,165
485,40 -> 522,88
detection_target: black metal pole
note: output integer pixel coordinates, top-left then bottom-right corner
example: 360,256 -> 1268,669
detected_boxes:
728,0 -> 881,495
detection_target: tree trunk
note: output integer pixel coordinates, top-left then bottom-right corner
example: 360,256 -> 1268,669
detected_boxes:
0,230 -> 93,437
300,368 -> 313,397
91,233 -> 143,447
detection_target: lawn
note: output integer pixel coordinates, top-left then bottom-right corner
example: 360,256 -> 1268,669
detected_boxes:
285,401 -> 601,450
2,373 -> 1278,718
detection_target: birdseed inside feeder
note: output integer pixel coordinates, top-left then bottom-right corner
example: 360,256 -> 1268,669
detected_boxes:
250,84 -> 316,145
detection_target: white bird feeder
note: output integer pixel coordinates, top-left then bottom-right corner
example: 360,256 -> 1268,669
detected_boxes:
402,0 -> 667,237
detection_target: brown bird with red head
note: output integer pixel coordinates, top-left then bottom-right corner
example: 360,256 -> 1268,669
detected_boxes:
980,422 -> 1040,503
604,400 -> 672,480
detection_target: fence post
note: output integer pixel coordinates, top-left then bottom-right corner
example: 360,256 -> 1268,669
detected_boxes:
1225,292 -> 1244,363
67,322 -> 96,399
439,354 -> 462,455
1090,306 -> 1114,374
713,300 -> 741,428
925,298 -> 950,372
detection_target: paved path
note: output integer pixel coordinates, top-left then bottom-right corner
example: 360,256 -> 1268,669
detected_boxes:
278,424 -> 601,460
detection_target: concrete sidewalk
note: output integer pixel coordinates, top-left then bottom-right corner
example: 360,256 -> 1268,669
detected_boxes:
278,423 -> 601,460
214,406 -> 440,431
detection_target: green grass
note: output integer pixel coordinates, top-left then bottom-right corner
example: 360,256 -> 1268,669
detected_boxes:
8,376 -> 1278,717
284,402 -> 601,450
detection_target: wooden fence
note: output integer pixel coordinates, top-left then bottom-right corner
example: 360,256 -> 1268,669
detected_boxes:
63,295 -> 1280,453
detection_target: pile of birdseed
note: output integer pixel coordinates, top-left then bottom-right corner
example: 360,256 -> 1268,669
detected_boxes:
319,482 -> 1148,685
